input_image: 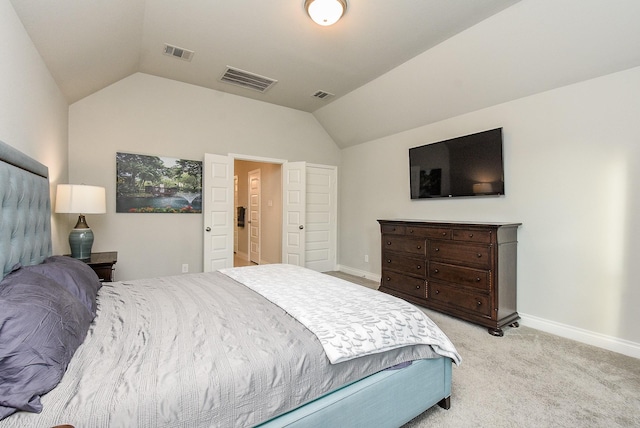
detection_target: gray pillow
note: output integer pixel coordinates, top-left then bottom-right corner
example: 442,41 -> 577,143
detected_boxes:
25,256 -> 101,317
0,269 -> 92,420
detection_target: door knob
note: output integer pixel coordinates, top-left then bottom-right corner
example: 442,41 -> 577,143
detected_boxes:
299,225 -> 304,230
205,227 -> 211,232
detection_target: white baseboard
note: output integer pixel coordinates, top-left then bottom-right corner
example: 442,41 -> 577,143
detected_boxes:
336,265 -> 380,283
519,313 -> 640,359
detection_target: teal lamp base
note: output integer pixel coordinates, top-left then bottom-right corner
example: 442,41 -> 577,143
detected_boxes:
69,215 -> 94,260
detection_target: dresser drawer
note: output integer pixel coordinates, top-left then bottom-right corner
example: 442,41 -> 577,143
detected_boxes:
429,262 -> 490,291
381,224 -> 406,235
452,229 -> 493,243
381,271 -> 426,298
383,236 -> 426,256
406,226 -> 451,240
429,241 -> 491,268
383,252 -> 426,278
429,282 -> 491,317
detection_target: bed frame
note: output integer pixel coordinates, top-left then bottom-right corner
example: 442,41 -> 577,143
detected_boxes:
0,140 -> 52,281
0,139 -> 452,427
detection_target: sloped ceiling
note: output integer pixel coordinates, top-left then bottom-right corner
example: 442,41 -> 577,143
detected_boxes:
314,0 -> 640,147
10,1 -> 640,148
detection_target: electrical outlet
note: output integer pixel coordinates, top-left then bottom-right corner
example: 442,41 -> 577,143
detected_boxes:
181,263 -> 189,273
364,254 -> 369,263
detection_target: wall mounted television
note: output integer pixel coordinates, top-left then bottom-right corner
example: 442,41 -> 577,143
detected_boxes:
409,128 -> 504,199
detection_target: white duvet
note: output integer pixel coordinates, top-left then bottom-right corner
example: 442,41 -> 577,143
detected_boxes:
221,264 -> 461,365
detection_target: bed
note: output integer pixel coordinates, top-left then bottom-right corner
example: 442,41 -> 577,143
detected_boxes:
0,139 -> 461,428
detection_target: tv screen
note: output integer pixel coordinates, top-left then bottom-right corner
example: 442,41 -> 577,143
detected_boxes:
409,128 -> 504,199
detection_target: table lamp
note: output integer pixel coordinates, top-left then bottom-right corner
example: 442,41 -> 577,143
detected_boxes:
55,184 -> 106,260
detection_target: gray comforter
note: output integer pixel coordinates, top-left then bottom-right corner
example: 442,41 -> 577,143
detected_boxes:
0,271 -> 444,428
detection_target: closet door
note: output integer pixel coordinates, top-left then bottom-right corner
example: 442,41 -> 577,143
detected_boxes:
282,161 -> 306,266
204,155 -> 337,272
203,153 -> 234,271
305,164 -> 337,272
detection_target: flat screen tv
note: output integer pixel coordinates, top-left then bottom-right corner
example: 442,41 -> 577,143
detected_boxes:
409,128 -> 504,199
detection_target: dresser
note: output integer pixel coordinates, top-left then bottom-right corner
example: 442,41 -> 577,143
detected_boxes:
378,220 -> 521,336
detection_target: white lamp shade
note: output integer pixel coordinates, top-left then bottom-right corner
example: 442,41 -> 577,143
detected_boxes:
55,184 -> 106,214
305,0 -> 346,26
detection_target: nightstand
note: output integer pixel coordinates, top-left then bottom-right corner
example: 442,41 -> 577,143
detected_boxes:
84,251 -> 118,282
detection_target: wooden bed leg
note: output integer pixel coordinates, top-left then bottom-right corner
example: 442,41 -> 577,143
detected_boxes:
437,396 -> 451,410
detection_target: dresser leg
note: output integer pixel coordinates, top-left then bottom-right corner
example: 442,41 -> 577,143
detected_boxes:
488,327 -> 504,337
510,321 -> 520,328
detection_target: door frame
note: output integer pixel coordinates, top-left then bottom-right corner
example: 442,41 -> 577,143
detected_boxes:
231,153 -> 287,267
205,153 -> 336,271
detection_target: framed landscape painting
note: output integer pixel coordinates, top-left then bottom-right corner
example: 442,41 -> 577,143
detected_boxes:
116,152 -> 202,213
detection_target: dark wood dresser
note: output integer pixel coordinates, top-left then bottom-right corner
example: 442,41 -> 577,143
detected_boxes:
378,220 -> 521,336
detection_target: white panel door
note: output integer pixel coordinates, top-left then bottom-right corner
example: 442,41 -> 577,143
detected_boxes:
282,161 -> 306,266
248,169 -> 261,264
305,165 -> 337,272
234,175 -> 238,253
203,153 -> 233,271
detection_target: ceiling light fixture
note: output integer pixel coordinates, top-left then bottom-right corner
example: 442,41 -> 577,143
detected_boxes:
304,0 -> 347,26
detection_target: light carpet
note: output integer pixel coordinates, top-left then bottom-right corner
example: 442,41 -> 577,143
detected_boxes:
325,271 -> 640,428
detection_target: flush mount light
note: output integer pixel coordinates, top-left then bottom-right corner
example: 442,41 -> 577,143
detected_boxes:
304,0 -> 347,26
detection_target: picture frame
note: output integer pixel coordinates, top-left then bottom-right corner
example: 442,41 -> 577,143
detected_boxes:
116,152 -> 202,213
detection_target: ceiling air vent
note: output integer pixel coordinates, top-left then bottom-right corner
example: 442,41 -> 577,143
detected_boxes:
312,90 -> 335,100
220,67 -> 278,93
163,44 -> 194,62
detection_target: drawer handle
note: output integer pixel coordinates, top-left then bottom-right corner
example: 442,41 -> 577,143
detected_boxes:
386,277 -> 391,281
476,277 -> 481,282
417,245 -> 422,250
386,259 -> 391,263
434,248 -> 440,252
435,289 -> 440,294
415,285 -> 421,290
477,301 -> 482,306
416,265 -> 421,270
477,253 -> 482,258
434,269 -> 439,274
387,241 -> 392,246
469,233 -> 474,238
409,229 -> 414,234
441,232 -> 446,236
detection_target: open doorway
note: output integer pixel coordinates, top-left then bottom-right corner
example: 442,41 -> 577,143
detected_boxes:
233,159 -> 282,267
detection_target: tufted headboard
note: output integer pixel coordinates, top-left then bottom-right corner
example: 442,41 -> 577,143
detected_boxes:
0,140 -> 52,281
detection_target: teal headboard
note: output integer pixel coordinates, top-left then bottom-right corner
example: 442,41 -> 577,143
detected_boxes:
0,140 -> 52,280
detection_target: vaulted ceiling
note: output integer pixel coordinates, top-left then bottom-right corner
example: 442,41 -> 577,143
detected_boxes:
10,1 -> 640,148
10,0 -> 518,111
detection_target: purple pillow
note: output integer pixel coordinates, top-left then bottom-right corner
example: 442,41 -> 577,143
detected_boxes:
24,256 -> 101,317
0,269 -> 92,420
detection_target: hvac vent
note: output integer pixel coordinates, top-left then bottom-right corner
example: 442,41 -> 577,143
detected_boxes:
220,67 -> 278,93
163,44 -> 194,62
312,90 -> 335,100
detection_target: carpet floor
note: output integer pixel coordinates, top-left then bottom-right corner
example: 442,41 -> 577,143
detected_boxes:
326,271 -> 640,427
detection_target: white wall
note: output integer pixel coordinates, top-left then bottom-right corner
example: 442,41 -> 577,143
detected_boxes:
0,0 -> 69,254
69,73 -> 340,280
339,66 -> 640,356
